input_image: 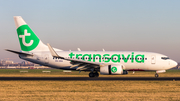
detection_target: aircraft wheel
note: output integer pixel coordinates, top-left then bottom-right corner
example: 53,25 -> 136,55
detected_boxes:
155,73 -> 159,78
89,72 -> 94,78
94,72 -> 99,77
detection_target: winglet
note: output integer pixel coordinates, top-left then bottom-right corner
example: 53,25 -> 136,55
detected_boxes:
47,43 -> 64,59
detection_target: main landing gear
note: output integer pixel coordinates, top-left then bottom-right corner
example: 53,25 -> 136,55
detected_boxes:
155,73 -> 159,78
89,71 -> 99,78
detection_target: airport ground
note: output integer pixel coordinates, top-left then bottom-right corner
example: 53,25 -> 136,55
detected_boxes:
0,69 -> 180,100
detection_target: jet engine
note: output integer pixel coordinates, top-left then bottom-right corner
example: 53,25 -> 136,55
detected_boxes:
100,64 -> 128,75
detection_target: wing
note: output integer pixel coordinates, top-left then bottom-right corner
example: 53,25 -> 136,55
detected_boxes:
47,43 -> 108,71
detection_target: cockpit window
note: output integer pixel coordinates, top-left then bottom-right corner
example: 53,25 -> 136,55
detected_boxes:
161,57 -> 170,60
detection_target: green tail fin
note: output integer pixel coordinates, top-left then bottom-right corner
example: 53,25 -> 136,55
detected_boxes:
14,16 -> 48,52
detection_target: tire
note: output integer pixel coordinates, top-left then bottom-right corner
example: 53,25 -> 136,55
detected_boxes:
89,72 -> 94,78
155,73 -> 159,78
94,72 -> 99,77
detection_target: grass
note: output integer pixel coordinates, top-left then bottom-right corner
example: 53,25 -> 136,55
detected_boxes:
0,69 -> 180,100
0,81 -> 180,100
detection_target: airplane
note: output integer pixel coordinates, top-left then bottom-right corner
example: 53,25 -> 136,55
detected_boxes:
6,16 -> 178,78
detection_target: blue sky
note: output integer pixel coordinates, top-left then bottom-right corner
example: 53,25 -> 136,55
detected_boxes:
0,0 -> 180,62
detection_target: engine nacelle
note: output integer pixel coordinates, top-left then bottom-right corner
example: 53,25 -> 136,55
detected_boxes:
100,64 -> 125,75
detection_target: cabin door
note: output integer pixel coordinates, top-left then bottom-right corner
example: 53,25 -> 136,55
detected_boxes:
151,55 -> 156,64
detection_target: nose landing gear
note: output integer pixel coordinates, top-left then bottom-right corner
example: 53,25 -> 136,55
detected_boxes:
89,71 -> 99,77
155,73 -> 159,78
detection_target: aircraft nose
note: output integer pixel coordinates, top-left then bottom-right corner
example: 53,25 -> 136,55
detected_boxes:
171,60 -> 178,68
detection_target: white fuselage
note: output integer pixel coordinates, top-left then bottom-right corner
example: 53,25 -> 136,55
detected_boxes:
19,51 -> 177,71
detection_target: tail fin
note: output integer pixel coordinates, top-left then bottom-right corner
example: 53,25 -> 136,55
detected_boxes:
14,16 -> 60,52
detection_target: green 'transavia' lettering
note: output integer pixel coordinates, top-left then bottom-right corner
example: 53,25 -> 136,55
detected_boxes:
69,52 -> 145,63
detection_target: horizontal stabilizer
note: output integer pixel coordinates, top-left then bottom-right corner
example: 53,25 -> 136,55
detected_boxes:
5,49 -> 33,56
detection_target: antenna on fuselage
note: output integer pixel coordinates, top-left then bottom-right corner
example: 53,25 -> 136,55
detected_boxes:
102,49 -> 105,52
77,48 -> 81,51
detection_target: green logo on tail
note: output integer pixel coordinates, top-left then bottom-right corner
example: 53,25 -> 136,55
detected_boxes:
17,25 -> 40,51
